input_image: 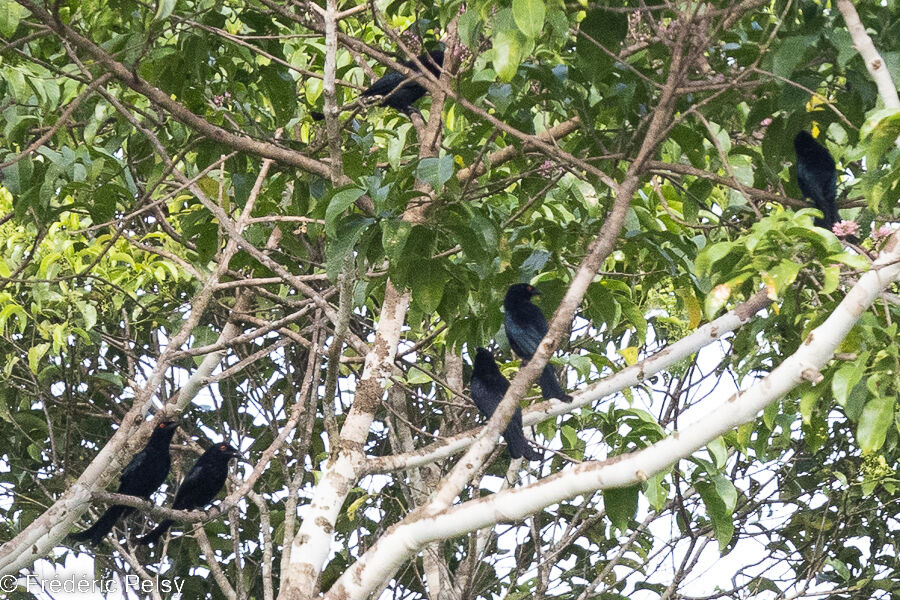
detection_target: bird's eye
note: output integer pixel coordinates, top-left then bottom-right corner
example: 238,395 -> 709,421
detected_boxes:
220,445 -> 226,451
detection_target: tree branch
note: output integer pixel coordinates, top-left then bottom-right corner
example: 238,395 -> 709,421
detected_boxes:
326,231 -> 900,600
15,0 -> 333,176
836,0 -> 900,111
364,288 -> 771,475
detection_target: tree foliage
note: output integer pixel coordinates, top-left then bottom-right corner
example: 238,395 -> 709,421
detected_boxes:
0,0 -> 899,599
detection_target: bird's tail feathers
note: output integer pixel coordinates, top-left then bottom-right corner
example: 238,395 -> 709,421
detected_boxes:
539,365 -> 573,402
68,505 -> 132,545
503,423 -> 543,462
513,440 -> 543,462
135,520 -> 173,546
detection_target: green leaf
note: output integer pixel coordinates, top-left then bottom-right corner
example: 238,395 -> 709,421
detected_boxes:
712,474 -> 738,513
416,156 -> 454,192
831,29 -> 857,69
799,384 -> 820,425
857,394 -> 895,454
0,0 -> 24,37
828,251 -> 870,270
27,343 -> 50,374
832,363 -> 864,407
458,8 -> 481,49
325,187 -> 365,237
707,436 -> 727,469
381,220 -> 412,261
406,367 -> 432,385
76,301 -> 97,330
644,472 -> 668,511
696,477 -> 736,551
90,184 -> 119,224
763,260 -> 802,296
326,217 -> 371,280
604,485 -> 639,531
822,264 -> 840,294
346,494 -> 370,521
512,0 -> 545,38
576,8 -> 627,78
154,0 -> 177,22
260,67 -> 296,125
695,241 -> 734,277
0,302 -> 27,334
560,425 -> 578,448
27,443 -> 42,462
703,283 -> 732,320
1,66 -> 27,104
492,30 -> 526,82
386,123 -> 411,170
409,261 -> 446,314
825,558 -> 851,582
195,222 -> 219,264
860,109 -> 900,167
772,36 -> 813,78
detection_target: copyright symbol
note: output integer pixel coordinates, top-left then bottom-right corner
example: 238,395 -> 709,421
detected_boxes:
0,574 -> 19,593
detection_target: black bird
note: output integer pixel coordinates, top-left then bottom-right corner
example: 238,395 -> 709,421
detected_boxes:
361,50 -> 444,113
794,130 -> 839,230
136,442 -> 240,546
311,50 -> 444,120
69,420 -> 178,545
504,283 -> 573,402
470,348 -> 542,461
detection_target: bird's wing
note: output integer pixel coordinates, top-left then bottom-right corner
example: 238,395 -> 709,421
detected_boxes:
171,463 -> 208,509
117,449 -> 147,489
507,304 -> 548,356
471,379 -> 501,417
824,170 -> 837,204
361,73 -> 405,97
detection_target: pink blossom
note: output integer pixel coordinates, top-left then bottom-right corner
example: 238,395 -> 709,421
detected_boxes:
831,220 -> 860,238
872,224 -> 895,242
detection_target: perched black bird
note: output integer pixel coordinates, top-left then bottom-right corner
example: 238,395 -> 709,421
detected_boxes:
136,442 -> 240,546
311,50 -> 444,120
361,50 -> 444,113
794,130 -> 839,230
470,348 -> 542,461
504,283 -> 573,402
69,420 -> 178,545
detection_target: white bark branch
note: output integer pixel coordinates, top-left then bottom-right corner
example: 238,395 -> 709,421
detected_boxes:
319,31 -> 702,599
836,0 -> 900,111
365,289 -> 771,475
0,143 -> 270,576
277,283 -> 410,600
325,233 -> 900,600
417,41 -> 687,522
